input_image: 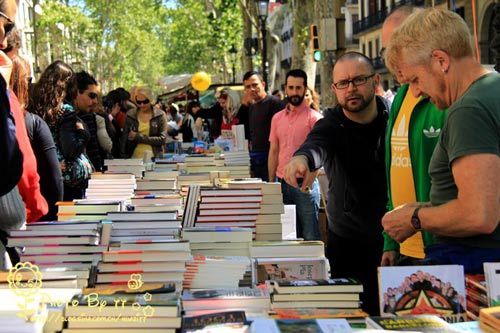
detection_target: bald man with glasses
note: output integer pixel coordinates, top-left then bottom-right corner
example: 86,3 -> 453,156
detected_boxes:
283,52 -> 390,315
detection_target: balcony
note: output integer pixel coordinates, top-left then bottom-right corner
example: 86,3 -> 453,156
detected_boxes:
346,0 -> 358,4
353,0 -> 425,35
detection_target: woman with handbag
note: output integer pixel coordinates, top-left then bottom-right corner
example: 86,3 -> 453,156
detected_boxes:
28,61 -> 93,201
121,86 -> 168,159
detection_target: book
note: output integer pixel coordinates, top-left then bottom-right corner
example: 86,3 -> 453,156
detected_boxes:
22,245 -> 108,255
272,278 -> 363,294
480,306 -> 500,333
182,227 -> 253,243
484,262 -> 500,306
83,283 -> 176,295
97,261 -> 186,273
270,308 -> 368,320
378,265 -> 466,322
181,311 -> 246,332
102,250 -> 191,262
8,236 -> 99,246
107,211 -> 178,221
252,257 -> 328,285
250,318 -> 352,333
182,288 -> 270,311
65,293 -> 177,317
66,317 -> 181,329
104,158 -> 144,166
115,240 -> 190,252
97,271 -> 185,284
366,315 -> 462,332
250,241 -> 325,258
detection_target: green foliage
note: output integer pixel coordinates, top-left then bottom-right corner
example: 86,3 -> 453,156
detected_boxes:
35,0 -> 242,92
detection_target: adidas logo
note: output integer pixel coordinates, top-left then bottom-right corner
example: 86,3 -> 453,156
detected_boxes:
423,126 -> 441,138
391,115 -> 408,152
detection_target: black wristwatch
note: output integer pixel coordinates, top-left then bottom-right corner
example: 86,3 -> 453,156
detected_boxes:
411,206 -> 423,231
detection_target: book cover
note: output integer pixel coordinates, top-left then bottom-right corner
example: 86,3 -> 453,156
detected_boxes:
484,262 -> 500,306
252,257 -> 328,285
182,311 -> 246,332
366,315 -> 462,332
250,318 -> 352,333
273,278 -> 363,294
378,265 -> 466,322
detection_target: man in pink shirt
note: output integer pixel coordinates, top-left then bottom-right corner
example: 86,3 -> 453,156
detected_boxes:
268,69 -> 323,240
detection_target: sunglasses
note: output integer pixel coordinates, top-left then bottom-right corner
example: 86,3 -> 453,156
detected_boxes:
136,99 -> 150,105
87,92 -> 99,100
0,10 -> 14,36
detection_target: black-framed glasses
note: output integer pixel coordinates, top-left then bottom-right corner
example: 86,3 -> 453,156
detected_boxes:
0,10 -> 15,36
87,92 -> 99,100
136,98 -> 150,105
333,74 -> 376,90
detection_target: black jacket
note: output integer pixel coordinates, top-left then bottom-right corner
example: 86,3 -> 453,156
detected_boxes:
25,112 -> 63,221
294,96 -> 389,239
56,107 -> 90,162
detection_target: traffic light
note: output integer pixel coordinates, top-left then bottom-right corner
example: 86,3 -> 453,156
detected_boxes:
310,24 -> 321,62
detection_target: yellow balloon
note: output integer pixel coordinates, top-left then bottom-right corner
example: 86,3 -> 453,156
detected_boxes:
191,71 -> 211,91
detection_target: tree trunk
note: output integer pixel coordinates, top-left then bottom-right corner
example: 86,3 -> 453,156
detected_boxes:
239,0 -> 255,74
267,4 -> 287,92
314,0 -> 337,108
291,0 -> 316,89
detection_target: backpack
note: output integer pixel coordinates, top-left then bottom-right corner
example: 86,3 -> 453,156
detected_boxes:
180,117 -> 194,142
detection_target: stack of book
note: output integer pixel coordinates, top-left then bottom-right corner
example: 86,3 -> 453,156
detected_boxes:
195,188 -> 264,237
465,274 -> 488,319
143,170 -> 179,181
129,193 -> 183,214
182,227 -> 252,257
226,181 -> 285,241
269,278 -> 363,313
104,158 -> 146,178
182,288 -> 270,319
136,179 -> 177,193
480,306 -> 500,333
97,240 -> 189,287
63,290 -> 181,332
105,211 -> 182,243
183,255 -> 252,290
223,151 -> 250,166
7,220 -> 112,285
85,173 -> 137,200
182,227 -> 252,289
56,201 -> 121,222
251,241 -> 325,260
178,154 -> 251,178
177,173 -> 213,188
0,267 -> 90,290
182,185 -> 201,229
99,242 -> 191,291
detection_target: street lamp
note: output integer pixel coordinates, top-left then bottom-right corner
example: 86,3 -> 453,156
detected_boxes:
256,0 -> 269,89
229,44 -> 238,84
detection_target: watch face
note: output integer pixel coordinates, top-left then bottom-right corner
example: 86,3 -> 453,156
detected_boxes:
411,210 -> 421,230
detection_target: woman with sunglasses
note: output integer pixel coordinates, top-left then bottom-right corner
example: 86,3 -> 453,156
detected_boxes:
121,86 -> 167,158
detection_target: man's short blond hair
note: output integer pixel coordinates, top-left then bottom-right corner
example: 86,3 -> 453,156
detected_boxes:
385,8 -> 474,74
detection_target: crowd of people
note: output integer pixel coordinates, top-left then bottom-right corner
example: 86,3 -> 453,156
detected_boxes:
0,0 -> 497,318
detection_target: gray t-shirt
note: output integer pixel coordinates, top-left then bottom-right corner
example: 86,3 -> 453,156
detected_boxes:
429,72 -> 500,248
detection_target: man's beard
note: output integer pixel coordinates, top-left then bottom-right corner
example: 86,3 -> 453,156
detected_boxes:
340,94 -> 372,113
289,94 -> 305,106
